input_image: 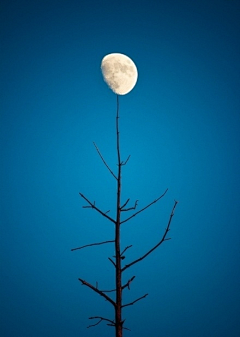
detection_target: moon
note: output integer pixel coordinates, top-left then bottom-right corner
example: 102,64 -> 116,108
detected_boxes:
101,53 -> 138,95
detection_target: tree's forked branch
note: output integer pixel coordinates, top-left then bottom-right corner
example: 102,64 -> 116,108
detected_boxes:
71,240 -> 114,251
122,276 -> 135,290
121,199 -> 138,212
79,192 -> 115,224
88,316 -> 115,328
78,278 -> 116,307
121,188 -> 168,224
122,200 -> 178,272
93,142 -> 117,180
122,293 -> 148,308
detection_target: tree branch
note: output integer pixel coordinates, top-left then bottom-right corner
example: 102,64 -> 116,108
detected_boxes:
123,326 -> 131,331
93,142 -> 117,180
121,199 -> 138,212
71,240 -> 114,251
122,200 -> 178,272
121,189 -> 168,224
122,293 -> 148,308
121,198 -> 130,209
79,192 -> 115,224
121,154 -> 130,166
78,278 -> 116,307
88,316 -> 115,328
121,245 -> 132,256
108,257 -> 116,267
101,288 -> 116,293
122,276 -> 135,290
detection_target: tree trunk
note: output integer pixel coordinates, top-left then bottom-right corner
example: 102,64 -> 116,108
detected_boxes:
75,94 -> 178,336
115,95 -> 122,337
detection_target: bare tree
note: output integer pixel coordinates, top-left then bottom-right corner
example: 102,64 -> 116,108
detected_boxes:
72,95 -> 178,336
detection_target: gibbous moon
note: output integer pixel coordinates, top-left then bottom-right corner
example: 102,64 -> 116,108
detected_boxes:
101,53 -> 138,95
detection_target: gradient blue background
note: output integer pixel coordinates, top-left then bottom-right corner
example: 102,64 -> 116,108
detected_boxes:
1,0 -> 240,336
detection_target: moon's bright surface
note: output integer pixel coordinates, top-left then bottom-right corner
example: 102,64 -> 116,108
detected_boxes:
101,53 -> 138,95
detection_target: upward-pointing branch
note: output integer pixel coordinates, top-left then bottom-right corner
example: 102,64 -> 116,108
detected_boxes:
122,200 -> 178,272
122,293 -> 148,308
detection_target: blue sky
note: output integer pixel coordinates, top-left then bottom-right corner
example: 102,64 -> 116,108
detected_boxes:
1,0 -> 240,336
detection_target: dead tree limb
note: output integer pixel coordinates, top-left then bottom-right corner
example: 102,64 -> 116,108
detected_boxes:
108,257 -> 116,267
120,189 -> 168,224
93,142 -> 117,180
121,199 -> 139,212
122,293 -> 148,308
121,245 -> 132,256
78,278 -> 116,307
79,192 -> 115,224
122,200 -> 178,272
101,288 -> 116,293
122,276 -> 135,290
121,155 -> 130,165
71,240 -> 114,251
120,198 -> 130,209
88,316 -> 115,328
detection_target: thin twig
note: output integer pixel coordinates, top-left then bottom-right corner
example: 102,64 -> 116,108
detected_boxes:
121,199 -> 138,212
93,142 -> 117,180
121,189 -> 168,224
122,293 -> 148,308
101,288 -> 116,293
79,192 -> 115,224
122,276 -> 135,290
71,240 -> 114,251
120,319 -> 131,331
88,316 -> 115,328
121,198 -> 130,209
108,257 -> 116,267
78,278 -> 116,307
121,154 -> 131,165
87,318 -> 101,328
122,200 -> 178,272
121,245 -> 132,256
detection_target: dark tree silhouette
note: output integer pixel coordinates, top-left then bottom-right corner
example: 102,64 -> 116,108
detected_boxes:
72,95 -> 178,337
